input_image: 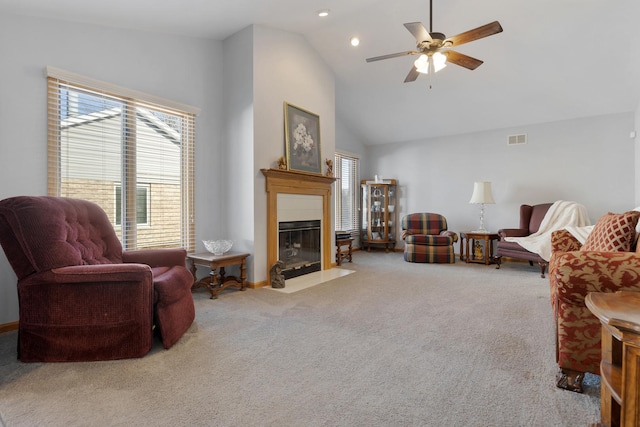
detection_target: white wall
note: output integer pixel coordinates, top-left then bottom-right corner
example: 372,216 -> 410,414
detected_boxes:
0,13 -> 223,324
367,113 -> 636,243
222,26 -> 256,280
336,119 -> 367,159
251,25 -> 336,283
635,102 -> 640,205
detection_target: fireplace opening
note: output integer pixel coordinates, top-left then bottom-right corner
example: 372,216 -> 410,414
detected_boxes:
278,220 -> 321,280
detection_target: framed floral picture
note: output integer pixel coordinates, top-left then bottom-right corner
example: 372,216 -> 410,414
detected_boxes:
284,102 -> 321,174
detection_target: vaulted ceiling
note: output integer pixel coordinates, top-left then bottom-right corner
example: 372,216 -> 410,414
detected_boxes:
3,0 -> 640,145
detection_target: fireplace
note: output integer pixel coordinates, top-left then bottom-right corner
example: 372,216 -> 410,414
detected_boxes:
279,220 -> 321,279
261,168 -> 336,284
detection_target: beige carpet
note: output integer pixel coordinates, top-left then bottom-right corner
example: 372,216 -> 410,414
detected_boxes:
0,251 -> 600,426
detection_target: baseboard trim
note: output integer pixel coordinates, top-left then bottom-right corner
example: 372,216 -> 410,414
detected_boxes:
248,280 -> 266,289
0,321 -> 18,334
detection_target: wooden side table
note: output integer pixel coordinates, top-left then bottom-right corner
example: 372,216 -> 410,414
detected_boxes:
586,291 -> 640,427
187,251 -> 250,299
459,231 -> 499,265
336,238 -> 353,266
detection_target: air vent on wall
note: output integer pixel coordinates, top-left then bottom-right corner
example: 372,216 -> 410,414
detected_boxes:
508,134 -> 527,145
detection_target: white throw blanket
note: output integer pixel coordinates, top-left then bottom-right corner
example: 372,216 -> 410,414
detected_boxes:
564,206 -> 640,245
504,200 -> 591,261
563,225 -> 594,244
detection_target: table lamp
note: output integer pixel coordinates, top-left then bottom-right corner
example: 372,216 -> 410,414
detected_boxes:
469,181 -> 495,233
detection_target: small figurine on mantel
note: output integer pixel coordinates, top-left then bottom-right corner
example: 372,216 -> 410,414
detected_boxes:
277,156 -> 287,170
270,260 -> 285,288
325,158 -> 333,177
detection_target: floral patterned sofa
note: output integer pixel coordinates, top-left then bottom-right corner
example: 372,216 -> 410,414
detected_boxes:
548,210 -> 640,392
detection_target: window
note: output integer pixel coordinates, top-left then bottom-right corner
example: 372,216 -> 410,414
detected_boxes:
115,185 -> 149,226
334,152 -> 359,234
47,67 -> 197,251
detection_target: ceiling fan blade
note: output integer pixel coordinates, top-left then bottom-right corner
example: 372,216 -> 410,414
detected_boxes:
445,21 -> 503,47
366,50 -> 419,63
404,66 -> 420,83
404,22 -> 432,43
445,51 -> 484,70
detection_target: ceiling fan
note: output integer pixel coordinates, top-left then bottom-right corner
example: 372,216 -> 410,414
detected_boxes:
366,0 -> 503,83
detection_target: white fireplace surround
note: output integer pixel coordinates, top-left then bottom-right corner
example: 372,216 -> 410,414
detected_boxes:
277,194 -> 323,222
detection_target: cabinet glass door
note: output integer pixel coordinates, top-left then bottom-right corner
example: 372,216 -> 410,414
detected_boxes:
371,184 -> 385,240
361,179 -> 397,251
387,185 -> 396,242
361,184 -> 369,237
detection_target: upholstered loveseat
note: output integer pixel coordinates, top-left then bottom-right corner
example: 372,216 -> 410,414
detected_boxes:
549,211 -> 640,392
495,203 -> 552,277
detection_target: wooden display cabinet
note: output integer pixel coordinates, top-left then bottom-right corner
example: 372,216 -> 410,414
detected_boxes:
360,179 -> 397,252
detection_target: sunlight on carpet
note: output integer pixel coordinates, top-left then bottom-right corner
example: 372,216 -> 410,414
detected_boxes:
269,268 -> 355,294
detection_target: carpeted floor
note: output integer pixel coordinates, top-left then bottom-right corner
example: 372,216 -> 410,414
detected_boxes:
0,251 -> 600,426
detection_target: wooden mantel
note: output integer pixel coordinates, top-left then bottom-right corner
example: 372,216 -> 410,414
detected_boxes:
261,168 -> 336,186
261,168 -> 336,282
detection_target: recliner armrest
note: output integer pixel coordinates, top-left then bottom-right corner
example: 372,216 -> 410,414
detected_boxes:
498,228 -> 529,239
48,263 -> 152,283
17,264 -> 154,335
123,248 -> 187,268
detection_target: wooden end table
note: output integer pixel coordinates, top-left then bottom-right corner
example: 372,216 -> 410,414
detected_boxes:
586,291 -> 640,427
336,237 -> 353,266
187,251 -> 250,299
459,231 -> 499,265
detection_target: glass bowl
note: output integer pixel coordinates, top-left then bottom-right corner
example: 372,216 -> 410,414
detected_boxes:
203,239 -> 233,255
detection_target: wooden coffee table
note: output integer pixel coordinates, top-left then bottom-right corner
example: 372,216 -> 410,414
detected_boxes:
187,251 -> 250,299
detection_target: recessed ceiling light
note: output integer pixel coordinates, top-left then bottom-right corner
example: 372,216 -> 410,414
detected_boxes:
317,9 -> 330,17
350,37 -> 360,47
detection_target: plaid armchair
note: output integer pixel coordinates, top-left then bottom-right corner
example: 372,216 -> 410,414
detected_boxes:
401,213 -> 458,263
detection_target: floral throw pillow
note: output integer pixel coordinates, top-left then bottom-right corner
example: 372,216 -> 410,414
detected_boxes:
581,211 -> 640,252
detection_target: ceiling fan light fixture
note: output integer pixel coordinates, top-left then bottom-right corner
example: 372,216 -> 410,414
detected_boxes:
350,37 -> 360,47
364,0 -> 502,83
414,52 -> 446,74
414,54 -> 428,70
433,51 -> 447,72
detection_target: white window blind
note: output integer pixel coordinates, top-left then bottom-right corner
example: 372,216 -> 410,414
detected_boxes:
47,69 -> 196,252
334,152 -> 359,234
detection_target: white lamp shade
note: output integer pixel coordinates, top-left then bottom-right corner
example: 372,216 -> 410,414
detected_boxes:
469,182 -> 495,204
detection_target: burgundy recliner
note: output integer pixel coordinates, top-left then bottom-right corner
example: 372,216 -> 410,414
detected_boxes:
495,203 -> 553,278
0,196 -> 195,362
